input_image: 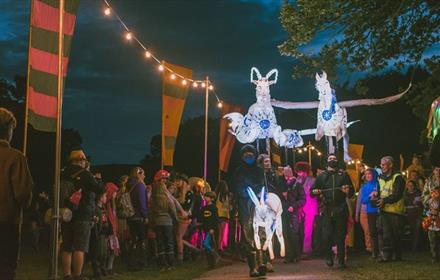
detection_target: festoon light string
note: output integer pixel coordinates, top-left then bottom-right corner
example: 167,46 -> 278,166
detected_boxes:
102,0 -> 223,107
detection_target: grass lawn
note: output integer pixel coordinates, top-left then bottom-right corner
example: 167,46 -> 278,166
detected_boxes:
16,249 -> 211,280
340,252 -> 440,280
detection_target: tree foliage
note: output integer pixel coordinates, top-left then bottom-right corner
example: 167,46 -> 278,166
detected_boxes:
279,0 -> 439,78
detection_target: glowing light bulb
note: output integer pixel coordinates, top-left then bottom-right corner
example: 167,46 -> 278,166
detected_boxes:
104,7 -> 111,16
317,152 -> 322,156
311,146 -> 315,150
193,82 -> 198,88
182,80 -> 187,86
145,51 -> 151,58
208,85 -> 214,91
125,32 -> 132,40
201,82 -> 206,88
170,74 -> 176,80
356,160 -> 361,164
217,102 -> 223,108
303,148 -> 307,152
298,150 -> 303,154
158,64 -> 164,71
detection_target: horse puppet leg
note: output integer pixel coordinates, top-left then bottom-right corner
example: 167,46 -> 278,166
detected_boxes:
343,133 -> 352,162
265,225 -> 275,260
253,221 -> 262,251
275,215 -> 285,257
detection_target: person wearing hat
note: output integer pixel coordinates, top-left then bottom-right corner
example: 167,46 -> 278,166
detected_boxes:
61,148 -> 105,280
0,108 -> 34,279
233,144 -> 265,277
311,154 -> 354,269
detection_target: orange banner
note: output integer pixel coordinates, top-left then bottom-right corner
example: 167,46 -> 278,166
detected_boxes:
162,62 -> 192,167
219,103 -> 244,172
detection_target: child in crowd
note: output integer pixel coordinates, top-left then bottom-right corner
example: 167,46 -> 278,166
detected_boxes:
201,191 -> 220,268
215,181 -> 232,252
90,190 -> 113,279
423,184 -> 440,262
105,183 -> 120,276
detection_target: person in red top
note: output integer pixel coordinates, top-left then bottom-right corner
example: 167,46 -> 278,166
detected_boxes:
0,108 -> 34,280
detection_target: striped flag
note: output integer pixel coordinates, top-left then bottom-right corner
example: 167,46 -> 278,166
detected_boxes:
26,0 -> 80,132
162,62 -> 192,167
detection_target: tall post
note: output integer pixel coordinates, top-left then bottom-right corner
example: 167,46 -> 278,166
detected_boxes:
203,76 -> 209,180
308,141 -> 312,167
49,0 -> 64,278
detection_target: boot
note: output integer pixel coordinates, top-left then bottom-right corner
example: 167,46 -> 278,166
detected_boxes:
247,252 -> 259,278
326,251 -> 334,267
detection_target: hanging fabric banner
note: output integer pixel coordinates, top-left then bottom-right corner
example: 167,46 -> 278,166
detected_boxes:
162,62 -> 192,167
26,0 -> 80,132
270,139 -> 282,167
219,103 -> 244,172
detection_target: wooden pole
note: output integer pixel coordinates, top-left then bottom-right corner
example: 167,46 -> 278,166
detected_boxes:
49,0 -> 64,278
203,77 -> 209,180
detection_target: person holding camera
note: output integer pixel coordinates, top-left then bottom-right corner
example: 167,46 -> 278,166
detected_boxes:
310,154 -> 354,269
374,156 -> 406,263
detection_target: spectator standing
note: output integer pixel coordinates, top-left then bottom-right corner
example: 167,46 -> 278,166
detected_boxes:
215,180 -> 232,252
404,180 -> 423,251
201,191 -> 220,267
0,108 -> 34,280
105,183 -> 120,275
423,166 -> 440,262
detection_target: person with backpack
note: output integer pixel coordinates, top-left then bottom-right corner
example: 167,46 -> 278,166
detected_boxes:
104,182 -> 120,276
61,149 -> 104,280
115,175 -> 130,265
126,167 -> 149,270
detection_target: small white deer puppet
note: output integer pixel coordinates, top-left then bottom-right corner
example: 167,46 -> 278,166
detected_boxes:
246,186 -> 285,260
224,67 -> 306,149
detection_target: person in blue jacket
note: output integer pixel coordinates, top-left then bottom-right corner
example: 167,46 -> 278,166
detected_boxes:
360,168 -> 380,258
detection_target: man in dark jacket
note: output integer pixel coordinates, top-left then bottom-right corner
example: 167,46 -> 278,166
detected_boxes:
233,144 -> 265,277
61,149 -> 104,280
258,154 -> 284,197
0,108 -> 34,280
311,154 -> 354,268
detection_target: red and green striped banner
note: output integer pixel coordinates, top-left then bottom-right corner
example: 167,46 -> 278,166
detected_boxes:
26,0 -> 80,132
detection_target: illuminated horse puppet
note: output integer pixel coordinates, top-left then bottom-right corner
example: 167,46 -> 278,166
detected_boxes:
247,186 -> 284,260
224,67 -> 311,149
272,71 -> 411,161
427,97 -> 440,167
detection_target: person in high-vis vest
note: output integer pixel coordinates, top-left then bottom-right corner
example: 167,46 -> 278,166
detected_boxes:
374,156 -> 406,262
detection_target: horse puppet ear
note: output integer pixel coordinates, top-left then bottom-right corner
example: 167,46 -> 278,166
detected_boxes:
246,187 -> 260,206
266,69 -> 278,85
315,72 -> 321,82
321,70 -> 327,80
250,67 -> 262,85
259,186 -> 266,205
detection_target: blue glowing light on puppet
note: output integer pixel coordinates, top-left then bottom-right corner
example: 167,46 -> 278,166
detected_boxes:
259,119 -> 270,130
321,89 -> 337,121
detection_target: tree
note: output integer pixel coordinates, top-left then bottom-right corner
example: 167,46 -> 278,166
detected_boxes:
279,0 -> 439,78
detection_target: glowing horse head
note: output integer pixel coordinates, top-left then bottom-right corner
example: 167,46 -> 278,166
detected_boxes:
251,67 -> 278,106
315,71 -> 333,101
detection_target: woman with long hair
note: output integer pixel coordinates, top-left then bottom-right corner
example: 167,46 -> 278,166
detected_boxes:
151,176 -> 177,270
215,180 -> 232,252
173,173 -> 193,262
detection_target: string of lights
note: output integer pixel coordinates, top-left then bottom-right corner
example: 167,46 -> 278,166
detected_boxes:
102,0 -> 222,100
295,142 -> 322,157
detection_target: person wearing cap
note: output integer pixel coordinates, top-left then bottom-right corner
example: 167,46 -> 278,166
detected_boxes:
233,144 -> 265,277
0,108 -> 34,280
61,148 -> 104,280
311,154 -> 354,269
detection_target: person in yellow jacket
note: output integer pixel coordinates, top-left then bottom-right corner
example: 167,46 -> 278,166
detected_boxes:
373,156 -> 406,262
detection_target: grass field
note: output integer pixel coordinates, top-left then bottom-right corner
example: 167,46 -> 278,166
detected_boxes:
16,249 -> 211,280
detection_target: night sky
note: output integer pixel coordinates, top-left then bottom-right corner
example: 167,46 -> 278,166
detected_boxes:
0,0 -> 436,166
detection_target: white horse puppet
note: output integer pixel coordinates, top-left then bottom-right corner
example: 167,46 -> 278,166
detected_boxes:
247,186 -> 285,260
272,71 -> 411,161
224,67 -> 306,149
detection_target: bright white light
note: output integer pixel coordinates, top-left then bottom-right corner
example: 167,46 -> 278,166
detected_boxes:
158,64 -> 164,71
317,152 -> 322,156
182,80 -> 187,86
201,82 -> 206,88
125,32 -> 132,40
104,7 -> 111,16
209,85 -> 214,91
193,82 -> 198,88
217,102 -> 223,108
170,74 -> 176,80
145,51 -> 151,58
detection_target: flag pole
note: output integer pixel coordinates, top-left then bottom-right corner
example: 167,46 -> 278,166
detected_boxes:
203,76 -> 209,180
49,0 -> 64,278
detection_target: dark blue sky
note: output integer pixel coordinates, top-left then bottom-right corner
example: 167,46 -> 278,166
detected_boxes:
0,0 -> 437,165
